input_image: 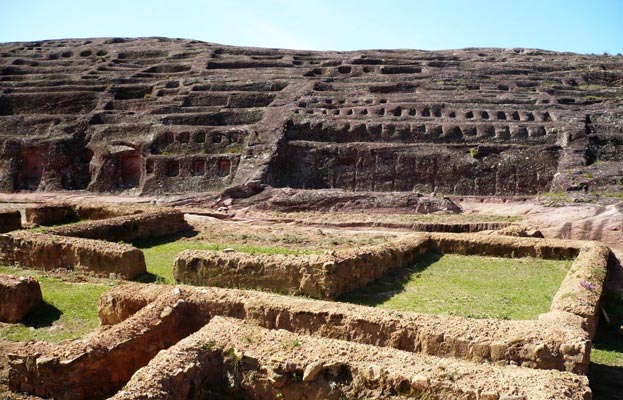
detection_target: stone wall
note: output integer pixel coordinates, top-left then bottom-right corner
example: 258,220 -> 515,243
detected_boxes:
8,283 -> 593,399
6,232 -> 611,399
0,274 -> 41,322
428,232 -> 583,259
113,316 -> 591,400
429,233 -> 609,338
173,235 -> 430,299
24,204 -> 77,226
50,209 -> 190,242
0,232 -> 146,279
173,233 -> 597,302
0,210 -> 21,233
9,288 -> 201,399
71,204 -> 143,220
100,284 -> 592,373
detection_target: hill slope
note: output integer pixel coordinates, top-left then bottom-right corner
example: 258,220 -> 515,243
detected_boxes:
0,37 -> 622,195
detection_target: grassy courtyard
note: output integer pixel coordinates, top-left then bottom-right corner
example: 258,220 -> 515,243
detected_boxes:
341,252 -> 571,320
0,265 -> 114,342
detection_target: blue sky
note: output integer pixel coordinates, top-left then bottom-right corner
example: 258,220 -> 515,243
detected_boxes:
1,0 -> 622,54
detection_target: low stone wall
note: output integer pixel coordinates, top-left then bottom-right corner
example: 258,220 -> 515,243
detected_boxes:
0,210 -> 21,233
9,288 -> 202,400
174,233 -> 608,344
173,235 -> 429,299
113,316 -> 591,400
24,203 -> 146,225
173,233 -> 594,301
101,284 -> 591,373
551,241 -> 610,337
0,232 -> 146,279
304,220 -> 512,233
71,204 -> 144,221
49,209 -> 190,242
7,230 -> 611,399
24,204 -> 77,226
429,233 -> 610,338
428,232 -> 582,259
0,274 -> 42,323
8,283 -> 593,399
7,282 -> 595,399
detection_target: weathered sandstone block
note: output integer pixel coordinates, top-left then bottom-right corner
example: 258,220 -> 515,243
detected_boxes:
24,203 -> 77,226
0,274 -> 42,322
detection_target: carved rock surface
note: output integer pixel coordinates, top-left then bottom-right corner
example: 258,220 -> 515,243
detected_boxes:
0,38 -> 621,195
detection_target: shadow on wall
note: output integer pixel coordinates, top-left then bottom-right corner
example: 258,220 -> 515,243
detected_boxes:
338,252 -> 443,306
16,147 -> 43,191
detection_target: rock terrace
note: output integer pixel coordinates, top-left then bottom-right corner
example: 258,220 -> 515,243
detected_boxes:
0,37 -> 621,195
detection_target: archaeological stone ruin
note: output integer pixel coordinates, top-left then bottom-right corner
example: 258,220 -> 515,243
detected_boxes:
0,37 -> 622,400
0,37 -> 621,196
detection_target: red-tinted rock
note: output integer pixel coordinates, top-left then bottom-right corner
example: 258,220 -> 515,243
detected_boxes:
0,38 -> 621,197
0,274 -> 42,323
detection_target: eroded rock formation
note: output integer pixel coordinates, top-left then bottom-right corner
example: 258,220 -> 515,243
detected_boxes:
0,38 -> 621,195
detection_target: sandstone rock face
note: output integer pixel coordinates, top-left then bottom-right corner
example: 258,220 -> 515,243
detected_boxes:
0,38 -> 621,195
0,274 -> 42,322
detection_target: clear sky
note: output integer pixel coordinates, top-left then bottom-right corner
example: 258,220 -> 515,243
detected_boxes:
1,0 -> 622,54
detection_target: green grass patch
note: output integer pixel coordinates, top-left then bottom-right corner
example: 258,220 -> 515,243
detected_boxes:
134,237 -> 320,284
591,290 -> 623,367
340,252 -> 571,320
0,266 -> 112,342
591,347 -> 623,367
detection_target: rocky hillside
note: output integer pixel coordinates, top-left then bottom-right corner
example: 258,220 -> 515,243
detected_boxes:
0,37 -> 621,195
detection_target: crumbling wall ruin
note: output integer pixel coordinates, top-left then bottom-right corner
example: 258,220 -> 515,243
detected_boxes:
10,227 -> 611,399
8,280 -> 596,399
113,316 -> 591,400
1,207 -> 612,399
49,208 -> 190,242
174,235 -> 429,299
0,207 -> 190,279
0,231 -> 146,279
0,274 -> 41,323
9,288 -> 202,399
174,230 -> 607,330
24,203 -> 77,226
